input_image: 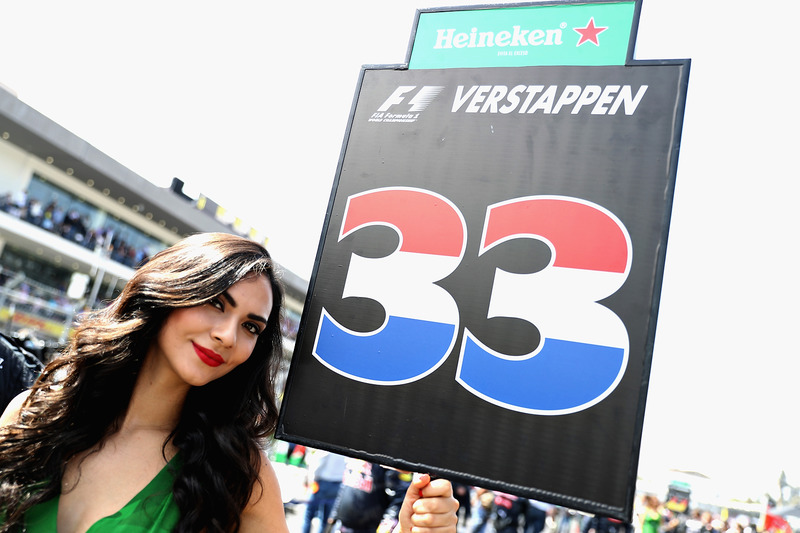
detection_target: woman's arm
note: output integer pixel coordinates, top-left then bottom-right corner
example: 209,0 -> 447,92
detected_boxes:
238,451 -> 291,533
395,474 -> 459,533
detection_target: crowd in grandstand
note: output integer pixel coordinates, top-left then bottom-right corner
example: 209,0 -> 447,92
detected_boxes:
0,189 -> 151,268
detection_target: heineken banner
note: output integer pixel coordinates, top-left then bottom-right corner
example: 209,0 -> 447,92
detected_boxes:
408,1 -> 638,68
278,0 -> 689,522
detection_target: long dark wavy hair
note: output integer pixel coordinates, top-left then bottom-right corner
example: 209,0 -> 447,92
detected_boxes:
0,232 -> 285,532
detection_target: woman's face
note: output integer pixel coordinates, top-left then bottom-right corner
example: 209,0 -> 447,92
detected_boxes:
149,273 -> 274,387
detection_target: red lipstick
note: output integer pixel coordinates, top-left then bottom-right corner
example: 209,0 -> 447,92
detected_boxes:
193,342 -> 224,367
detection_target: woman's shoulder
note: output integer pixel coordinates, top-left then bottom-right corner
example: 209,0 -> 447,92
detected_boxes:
238,451 -> 290,533
0,389 -> 31,426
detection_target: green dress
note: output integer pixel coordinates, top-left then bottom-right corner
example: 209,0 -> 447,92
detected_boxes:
24,456 -> 181,532
642,508 -> 662,533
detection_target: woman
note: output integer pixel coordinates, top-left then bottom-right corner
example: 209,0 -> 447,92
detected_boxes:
640,495 -> 663,533
0,233 -> 458,532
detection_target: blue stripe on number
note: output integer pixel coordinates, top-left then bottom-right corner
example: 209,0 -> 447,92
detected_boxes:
316,314 -> 456,383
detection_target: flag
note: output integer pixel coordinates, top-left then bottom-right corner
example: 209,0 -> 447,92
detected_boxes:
762,512 -> 793,533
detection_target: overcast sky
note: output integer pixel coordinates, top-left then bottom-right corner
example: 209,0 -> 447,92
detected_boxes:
2,0 -> 798,504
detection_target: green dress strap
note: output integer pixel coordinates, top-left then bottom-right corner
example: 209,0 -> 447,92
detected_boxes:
24,455 -> 181,533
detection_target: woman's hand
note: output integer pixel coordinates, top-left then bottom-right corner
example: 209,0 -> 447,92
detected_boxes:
396,474 -> 459,533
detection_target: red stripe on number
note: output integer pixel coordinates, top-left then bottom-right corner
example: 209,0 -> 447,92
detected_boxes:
343,189 -> 464,257
484,198 -> 628,273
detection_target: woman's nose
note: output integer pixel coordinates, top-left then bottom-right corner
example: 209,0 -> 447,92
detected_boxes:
212,319 -> 236,347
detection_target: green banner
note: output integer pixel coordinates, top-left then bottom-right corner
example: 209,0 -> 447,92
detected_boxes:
408,1 -> 636,69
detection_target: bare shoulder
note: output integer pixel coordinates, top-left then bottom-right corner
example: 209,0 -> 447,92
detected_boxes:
238,450 -> 290,533
0,390 -> 30,427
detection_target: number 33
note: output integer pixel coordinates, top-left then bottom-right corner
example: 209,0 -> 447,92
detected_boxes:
314,187 -> 632,415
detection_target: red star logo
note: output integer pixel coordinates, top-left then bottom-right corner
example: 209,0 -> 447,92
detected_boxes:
574,17 -> 608,46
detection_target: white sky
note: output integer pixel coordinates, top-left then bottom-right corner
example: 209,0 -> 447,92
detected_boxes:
2,0 -> 798,505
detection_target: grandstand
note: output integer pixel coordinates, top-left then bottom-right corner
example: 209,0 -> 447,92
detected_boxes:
0,85 -> 306,357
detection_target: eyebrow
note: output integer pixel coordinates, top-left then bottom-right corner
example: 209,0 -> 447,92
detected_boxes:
220,291 -> 269,325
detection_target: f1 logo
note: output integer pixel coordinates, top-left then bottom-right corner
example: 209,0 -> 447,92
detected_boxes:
378,85 -> 445,112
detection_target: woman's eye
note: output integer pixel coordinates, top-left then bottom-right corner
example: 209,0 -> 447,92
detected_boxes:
244,322 -> 261,335
209,297 -> 223,310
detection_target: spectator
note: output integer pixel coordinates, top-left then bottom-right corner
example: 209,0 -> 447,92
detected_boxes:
330,459 -> 412,533
302,449 -> 347,533
0,331 -> 43,413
